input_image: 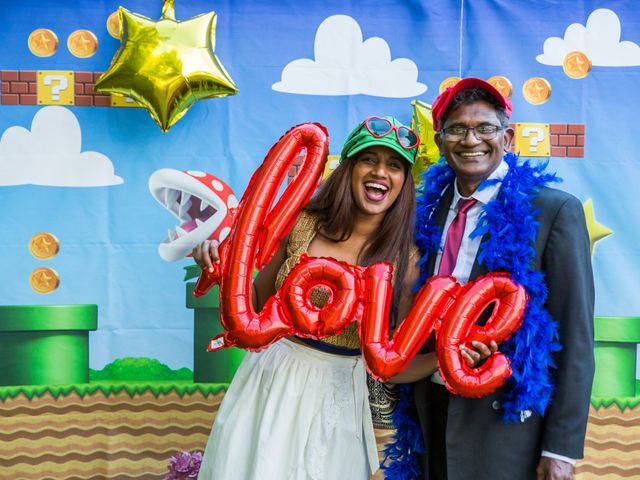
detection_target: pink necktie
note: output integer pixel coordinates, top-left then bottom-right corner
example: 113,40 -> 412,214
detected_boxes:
438,198 -> 477,276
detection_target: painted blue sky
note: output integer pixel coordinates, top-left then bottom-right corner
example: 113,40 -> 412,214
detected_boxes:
0,0 -> 638,371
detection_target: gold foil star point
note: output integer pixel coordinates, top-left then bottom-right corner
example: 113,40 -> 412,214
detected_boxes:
583,198 -> 612,255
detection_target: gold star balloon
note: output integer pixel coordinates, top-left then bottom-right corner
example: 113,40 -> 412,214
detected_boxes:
410,100 -> 440,187
583,198 -> 613,255
95,0 -> 238,131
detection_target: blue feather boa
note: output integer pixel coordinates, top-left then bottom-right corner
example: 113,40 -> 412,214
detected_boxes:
414,152 -> 561,422
380,384 -> 424,480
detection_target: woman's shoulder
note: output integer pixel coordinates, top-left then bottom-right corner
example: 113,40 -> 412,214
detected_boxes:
405,244 -> 421,285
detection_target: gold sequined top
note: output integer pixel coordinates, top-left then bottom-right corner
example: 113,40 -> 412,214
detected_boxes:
275,210 -> 360,349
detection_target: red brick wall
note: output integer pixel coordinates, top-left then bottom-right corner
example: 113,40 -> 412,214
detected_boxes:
1,70 -> 110,107
1,70 -> 37,105
74,72 -> 110,107
550,123 -> 585,157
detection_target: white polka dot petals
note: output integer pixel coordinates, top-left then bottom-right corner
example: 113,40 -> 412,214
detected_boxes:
180,170 -> 237,246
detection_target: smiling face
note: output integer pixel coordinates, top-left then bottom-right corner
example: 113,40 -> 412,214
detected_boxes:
436,100 -> 514,196
350,145 -> 407,219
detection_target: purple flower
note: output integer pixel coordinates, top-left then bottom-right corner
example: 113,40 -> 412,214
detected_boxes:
164,451 -> 203,479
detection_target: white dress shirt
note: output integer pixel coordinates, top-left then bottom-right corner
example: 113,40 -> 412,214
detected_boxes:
430,159 -> 575,465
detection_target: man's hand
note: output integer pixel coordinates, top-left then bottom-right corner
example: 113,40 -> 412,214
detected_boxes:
536,457 -> 573,480
460,340 -> 498,367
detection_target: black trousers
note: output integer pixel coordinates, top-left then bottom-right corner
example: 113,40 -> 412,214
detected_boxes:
428,383 -> 450,480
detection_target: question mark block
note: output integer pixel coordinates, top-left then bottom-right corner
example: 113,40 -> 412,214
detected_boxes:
110,93 -> 142,108
515,122 -> 550,157
38,70 -> 74,105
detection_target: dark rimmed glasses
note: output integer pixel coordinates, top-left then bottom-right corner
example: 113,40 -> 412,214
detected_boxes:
441,124 -> 504,141
363,116 -> 420,150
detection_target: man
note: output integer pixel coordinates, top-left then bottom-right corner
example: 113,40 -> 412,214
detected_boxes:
413,77 -> 594,480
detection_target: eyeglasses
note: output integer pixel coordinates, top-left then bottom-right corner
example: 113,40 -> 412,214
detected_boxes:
440,124 -> 503,141
363,116 -> 420,150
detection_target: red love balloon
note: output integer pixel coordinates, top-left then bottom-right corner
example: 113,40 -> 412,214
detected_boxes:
360,265 -> 461,381
281,254 -> 363,339
436,273 -> 528,397
193,123 -> 528,398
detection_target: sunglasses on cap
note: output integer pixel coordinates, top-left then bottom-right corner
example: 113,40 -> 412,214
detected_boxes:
363,116 -> 420,150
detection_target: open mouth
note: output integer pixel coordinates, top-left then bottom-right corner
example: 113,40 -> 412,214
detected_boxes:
149,169 -> 237,262
457,151 -> 488,158
364,181 -> 389,202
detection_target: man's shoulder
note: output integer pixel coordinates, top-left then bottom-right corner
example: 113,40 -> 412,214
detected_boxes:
533,186 -> 581,210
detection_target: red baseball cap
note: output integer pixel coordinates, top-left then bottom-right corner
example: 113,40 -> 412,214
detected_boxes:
431,77 -> 513,131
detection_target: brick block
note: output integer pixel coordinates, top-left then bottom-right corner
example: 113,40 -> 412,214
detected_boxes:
75,83 -> 84,94
94,95 -> 111,107
567,147 -> 584,157
288,166 -> 297,178
11,82 -> 28,93
550,134 -> 558,145
576,135 -> 585,146
1,94 -> 19,104
20,71 -> 37,82
21,94 -> 37,105
551,146 -> 566,157
75,72 -> 94,83
74,95 -> 93,106
1,70 -> 19,81
1,82 -> 8,93
558,135 -> 576,146
550,124 -> 567,134
93,72 -> 103,82
567,124 -> 585,134
85,84 -> 95,94
29,82 -> 37,94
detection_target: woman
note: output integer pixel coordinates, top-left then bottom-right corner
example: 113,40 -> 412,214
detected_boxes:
194,117 -> 491,480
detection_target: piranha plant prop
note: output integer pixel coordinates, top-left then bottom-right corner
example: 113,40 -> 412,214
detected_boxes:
95,0 -> 238,131
149,169 -> 237,262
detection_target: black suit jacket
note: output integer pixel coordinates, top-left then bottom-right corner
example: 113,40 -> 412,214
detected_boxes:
415,185 -> 595,480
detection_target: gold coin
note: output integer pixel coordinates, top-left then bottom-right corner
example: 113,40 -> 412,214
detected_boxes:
487,75 -> 513,98
67,29 -> 98,58
522,77 -> 552,105
29,267 -> 60,294
107,11 -> 121,39
28,28 -> 58,57
439,76 -> 461,94
563,51 -> 592,79
29,232 -> 60,259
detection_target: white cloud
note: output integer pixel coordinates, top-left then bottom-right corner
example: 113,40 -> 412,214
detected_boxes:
537,9 -> 640,66
272,15 -> 427,97
0,106 -> 123,187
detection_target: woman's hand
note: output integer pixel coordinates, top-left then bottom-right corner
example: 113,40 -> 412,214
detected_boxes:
192,240 -> 220,272
460,340 -> 498,367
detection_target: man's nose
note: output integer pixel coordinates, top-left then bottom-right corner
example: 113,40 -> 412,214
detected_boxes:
461,128 -> 482,144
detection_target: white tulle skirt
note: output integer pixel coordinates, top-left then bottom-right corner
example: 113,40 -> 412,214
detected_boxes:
197,338 -> 379,480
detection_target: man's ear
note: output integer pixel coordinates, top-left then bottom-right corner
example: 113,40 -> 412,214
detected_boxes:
503,127 -> 515,152
434,133 -> 444,156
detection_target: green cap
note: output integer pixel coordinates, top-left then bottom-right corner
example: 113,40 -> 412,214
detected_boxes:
340,116 -> 417,165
